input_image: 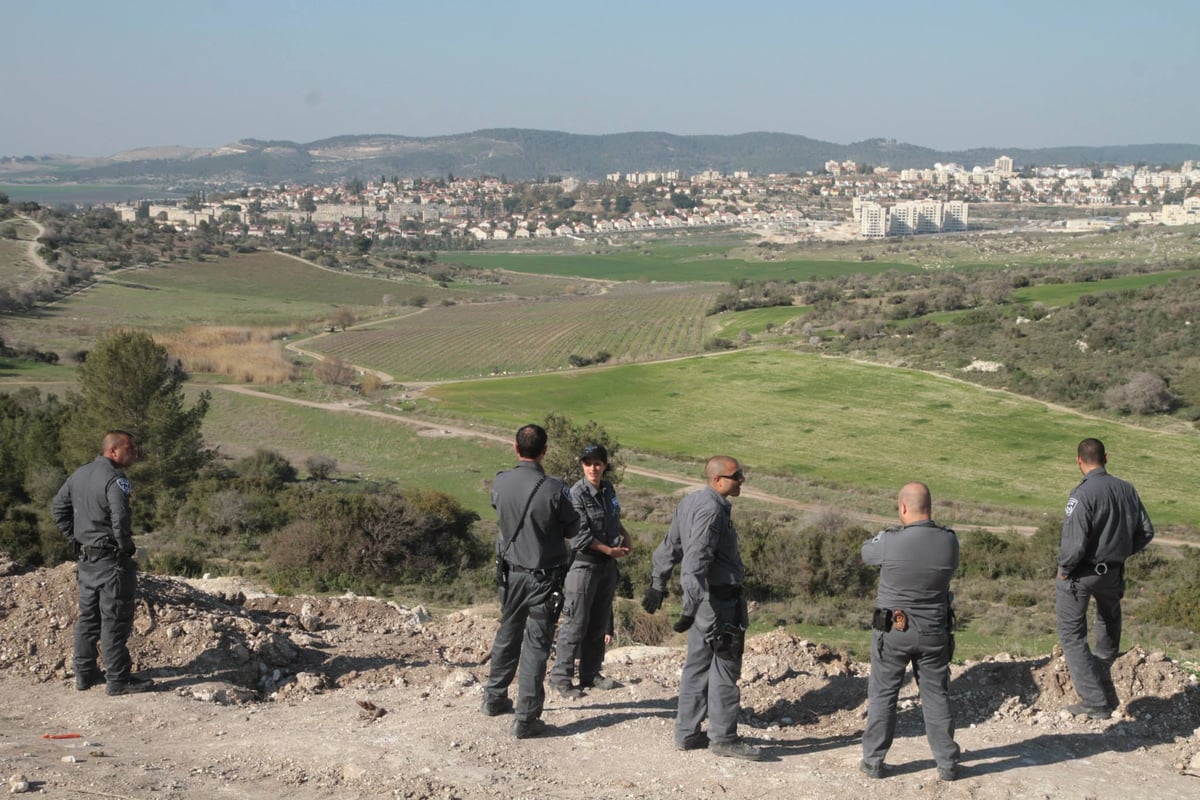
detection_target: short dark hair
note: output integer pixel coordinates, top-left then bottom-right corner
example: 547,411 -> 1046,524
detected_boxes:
102,429 -> 135,451
515,424 -> 548,459
1078,438 -> 1106,465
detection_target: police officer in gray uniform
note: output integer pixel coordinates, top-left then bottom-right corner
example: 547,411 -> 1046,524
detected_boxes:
861,481 -> 959,781
481,424 -> 584,738
642,455 -> 761,761
52,430 -> 155,696
1056,437 -> 1154,718
550,443 -> 631,696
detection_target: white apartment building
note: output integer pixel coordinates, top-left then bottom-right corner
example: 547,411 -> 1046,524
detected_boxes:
858,199 -> 970,238
859,201 -> 888,238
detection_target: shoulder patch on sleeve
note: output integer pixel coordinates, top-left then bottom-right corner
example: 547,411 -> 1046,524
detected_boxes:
562,484 -> 572,500
1065,497 -> 1078,517
117,478 -> 132,496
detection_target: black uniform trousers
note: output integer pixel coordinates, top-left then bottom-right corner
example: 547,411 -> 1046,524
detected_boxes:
484,569 -> 558,722
75,551 -> 137,683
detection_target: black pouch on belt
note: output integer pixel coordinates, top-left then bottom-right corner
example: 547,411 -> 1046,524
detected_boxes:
871,608 -> 892,632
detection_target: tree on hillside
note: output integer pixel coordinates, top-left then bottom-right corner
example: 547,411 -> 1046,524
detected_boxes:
0,389 -> 71,566
59,330 -> 211,530
330,307 -> 356,331
541,412 -> 624,487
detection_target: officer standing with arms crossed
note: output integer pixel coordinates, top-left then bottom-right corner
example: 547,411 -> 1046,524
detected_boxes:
550,443 -> 631,697
52,430 -> 155,695
481,424 -> 584,738
1056,437 -> 1154,718
642,455 -> 761,760
860,481 -> 959,781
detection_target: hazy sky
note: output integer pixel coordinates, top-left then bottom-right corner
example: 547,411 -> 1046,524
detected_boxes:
3,0 -> 1197,157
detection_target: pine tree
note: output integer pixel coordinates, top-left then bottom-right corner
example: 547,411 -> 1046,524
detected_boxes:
60,330 -> 210,530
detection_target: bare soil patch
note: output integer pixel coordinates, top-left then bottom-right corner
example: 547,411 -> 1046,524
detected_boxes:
2,558 -> 1199,799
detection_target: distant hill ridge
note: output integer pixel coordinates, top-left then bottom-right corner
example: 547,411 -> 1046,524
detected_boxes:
5,129 -> 1200,186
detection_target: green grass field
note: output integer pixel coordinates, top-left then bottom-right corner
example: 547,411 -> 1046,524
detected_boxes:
445,247 -> 911,282
1013,269 -> 1194,306
420,349 -> 1198,528
712,305 -> 813,337
199,388 -> 512,518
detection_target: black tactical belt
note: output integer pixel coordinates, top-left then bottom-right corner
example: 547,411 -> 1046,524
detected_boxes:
708,584 -> 743,601
508,563 -> 566,580
1077,561 -> 1122,576
81,545 -> 119,559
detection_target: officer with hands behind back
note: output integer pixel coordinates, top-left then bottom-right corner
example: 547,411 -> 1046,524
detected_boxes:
481,424 -> 585,738
860,481 -> 959,782
642,455 -> 761,761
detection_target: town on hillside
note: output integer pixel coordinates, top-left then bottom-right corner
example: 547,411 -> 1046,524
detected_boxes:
108,157 -> 1200,247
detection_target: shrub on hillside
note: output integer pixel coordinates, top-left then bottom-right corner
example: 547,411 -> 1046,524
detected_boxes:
262,488 -> 483,593
234,450 -> 297,493
304,455 -> 338,481
540,412 -> 624,487
314,355 -> 356,386
740,514 -> 876,601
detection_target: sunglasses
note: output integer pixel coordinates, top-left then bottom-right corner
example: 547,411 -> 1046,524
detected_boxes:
717,471 -> 745,482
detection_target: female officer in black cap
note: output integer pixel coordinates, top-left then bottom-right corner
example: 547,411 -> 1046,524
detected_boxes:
549,443 -> 631,696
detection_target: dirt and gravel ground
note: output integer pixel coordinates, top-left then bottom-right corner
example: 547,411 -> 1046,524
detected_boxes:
2,556 -> 1199,799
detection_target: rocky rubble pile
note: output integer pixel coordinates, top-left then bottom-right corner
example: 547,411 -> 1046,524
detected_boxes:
2,557 -> 1198,755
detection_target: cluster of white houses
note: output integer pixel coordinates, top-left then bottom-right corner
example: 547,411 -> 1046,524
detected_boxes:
112,154 -> 1198,242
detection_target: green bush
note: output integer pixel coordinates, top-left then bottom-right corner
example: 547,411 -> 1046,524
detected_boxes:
740,514 -> 875,601
234,450 -> 297,492
152,551 -> 207,578
1004,590 -> 1039,608
262,487 -> 483,594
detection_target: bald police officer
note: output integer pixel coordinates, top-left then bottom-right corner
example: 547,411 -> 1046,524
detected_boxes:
52,430 -> 155,696
642,455 -> 761,761
1056,437 -> 1154,718
481,424 -> 584,738
861,482 -> 959,781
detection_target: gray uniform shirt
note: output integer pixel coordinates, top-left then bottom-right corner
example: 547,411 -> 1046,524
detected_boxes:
649,486 -> 743,618
492,460 -> 584,570
862,520 -> 958,630
570,478 -> 622,562
1059,466 -> 1154,575
51,455 -> 134,553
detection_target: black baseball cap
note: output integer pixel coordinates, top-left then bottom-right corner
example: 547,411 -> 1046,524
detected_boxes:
579,443 -> 608,462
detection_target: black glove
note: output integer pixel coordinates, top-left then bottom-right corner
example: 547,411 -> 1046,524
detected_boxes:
641,586 -> 665,614
672,614 -> 695,633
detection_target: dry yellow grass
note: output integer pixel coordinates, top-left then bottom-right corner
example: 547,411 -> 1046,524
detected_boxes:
157,326 -> 298,384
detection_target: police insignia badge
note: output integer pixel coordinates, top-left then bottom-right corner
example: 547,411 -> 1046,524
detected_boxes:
1065,498 -> 1078,517
117,478 -> 132,495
